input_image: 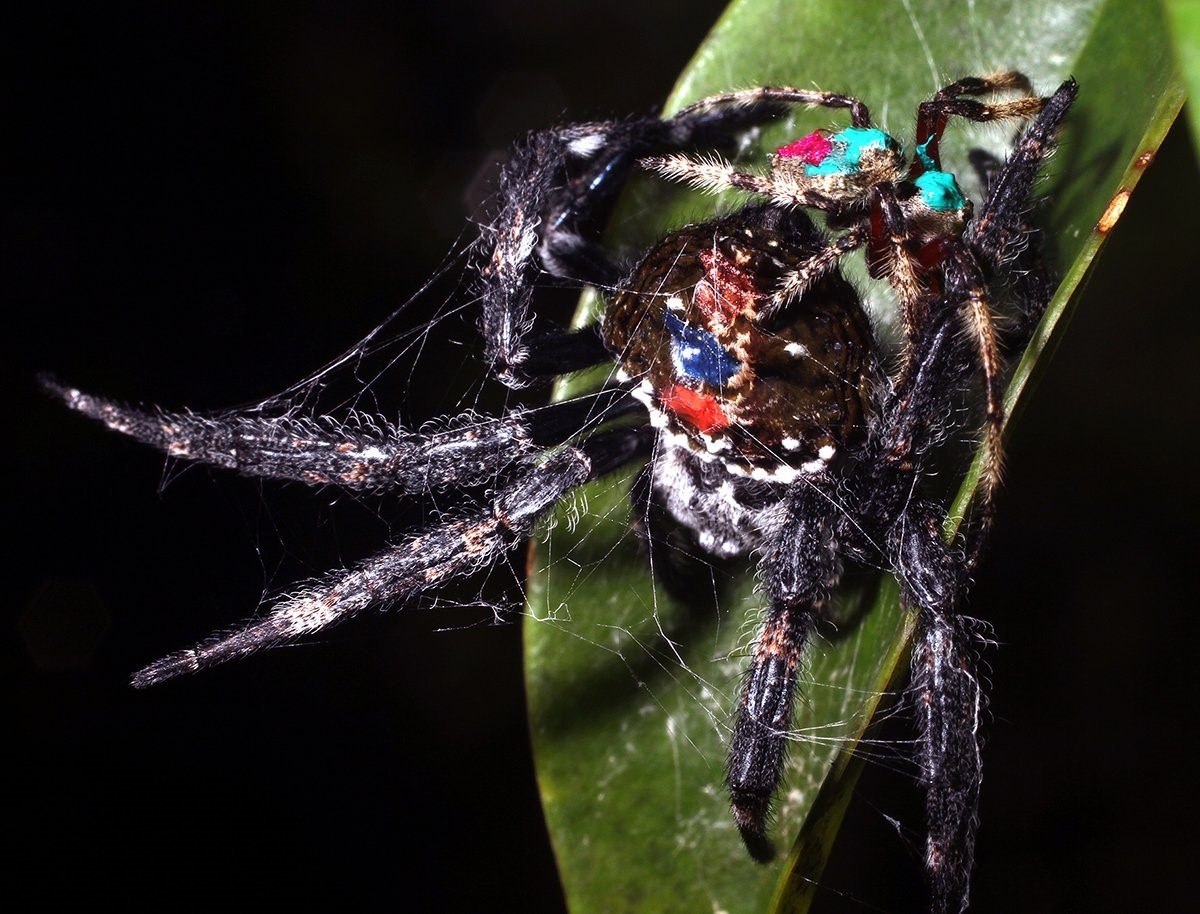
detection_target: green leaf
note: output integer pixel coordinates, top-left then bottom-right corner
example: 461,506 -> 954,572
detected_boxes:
524,2 -> 1184,912
1165,0 -> 1200,155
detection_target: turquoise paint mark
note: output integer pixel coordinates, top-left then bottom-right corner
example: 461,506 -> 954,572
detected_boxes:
914,170 -> 966,211
804,127 -> 897,176
916,137 -> 937,172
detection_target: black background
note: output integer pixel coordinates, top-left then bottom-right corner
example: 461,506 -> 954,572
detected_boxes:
12,3 -> 1199,911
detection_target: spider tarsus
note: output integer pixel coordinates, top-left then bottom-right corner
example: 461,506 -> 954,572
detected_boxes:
36,371 -> 68,399
38,373 -> 94,416
731,800 -> 777,863
130,650 -> 200,689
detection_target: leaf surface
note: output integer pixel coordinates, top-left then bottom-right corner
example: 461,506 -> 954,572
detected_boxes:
1165,0 -> 1200,154
524,2 -> 1184,911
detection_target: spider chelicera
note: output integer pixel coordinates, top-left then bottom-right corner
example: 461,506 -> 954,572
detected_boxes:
47,72 -> 1076,914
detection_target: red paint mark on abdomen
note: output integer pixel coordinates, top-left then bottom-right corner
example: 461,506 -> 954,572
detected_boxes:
660,384 -> 730,434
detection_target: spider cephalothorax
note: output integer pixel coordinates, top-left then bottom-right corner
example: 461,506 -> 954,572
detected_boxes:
48,74 -> 1075,914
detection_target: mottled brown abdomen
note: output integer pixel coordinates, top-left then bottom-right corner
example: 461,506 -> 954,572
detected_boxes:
604,206 -> 876,478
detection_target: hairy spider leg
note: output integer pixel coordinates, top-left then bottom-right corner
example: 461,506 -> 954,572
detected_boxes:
888,69 -> 1045,360
966,147 -> 1055,346
894,499 -> 982,914
479,104 -> 785,388
963,80 -> 1079,370
872,183 -> 928,344
674,85 -> 873,129
945,241 -> 1006,498
41,375 -> 638,495
869,306 -> 997,914
912,71 -> 1041,176
130,425 -> 653,688
946,79 -> 1078,553
642,95 -> 921,319
727,482 -> 840,861
968,79 -> 1079,270
639,151 -> 840,209
765,224 -> 870,315
873,310 -> 973,492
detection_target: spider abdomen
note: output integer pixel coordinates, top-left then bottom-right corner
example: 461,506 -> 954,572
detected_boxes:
604,206 -> 875,480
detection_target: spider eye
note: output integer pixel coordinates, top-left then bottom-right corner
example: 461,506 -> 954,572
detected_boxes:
776,131 -> 833,165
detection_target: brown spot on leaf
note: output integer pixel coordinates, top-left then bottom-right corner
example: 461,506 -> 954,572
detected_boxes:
1097,189 -> 1130,235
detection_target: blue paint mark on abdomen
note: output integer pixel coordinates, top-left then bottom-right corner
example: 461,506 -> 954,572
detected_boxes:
663,310 -> 741,386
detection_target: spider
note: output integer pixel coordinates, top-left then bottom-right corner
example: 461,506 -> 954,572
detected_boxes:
645,72 -> 1075,536
46,74 -> 1076,914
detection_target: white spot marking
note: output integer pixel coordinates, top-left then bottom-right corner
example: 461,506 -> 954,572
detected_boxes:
671,343 -> 702,377
567,134 -> 606,157
700,432 -> 732,454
